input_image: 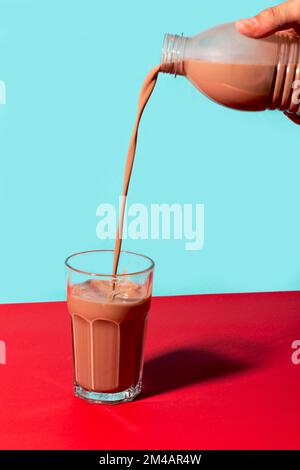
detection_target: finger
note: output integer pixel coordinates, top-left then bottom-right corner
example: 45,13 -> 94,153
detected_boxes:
236,1 -> 300,38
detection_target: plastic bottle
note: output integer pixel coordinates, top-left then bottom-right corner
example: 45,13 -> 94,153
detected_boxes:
160,22 -> 300,115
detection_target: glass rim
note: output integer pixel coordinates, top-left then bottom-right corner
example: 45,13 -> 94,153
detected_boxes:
65,249 -> 155,278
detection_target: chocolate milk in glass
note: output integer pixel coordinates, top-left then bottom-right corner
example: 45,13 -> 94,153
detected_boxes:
68,279 -> 151,393
66,250 -> 154,404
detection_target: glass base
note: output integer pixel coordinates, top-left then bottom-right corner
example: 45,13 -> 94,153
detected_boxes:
74,380 -> 142,405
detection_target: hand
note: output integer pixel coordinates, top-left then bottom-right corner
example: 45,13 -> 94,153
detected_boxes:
236,0 -> 300,38
236,1 -> 300,124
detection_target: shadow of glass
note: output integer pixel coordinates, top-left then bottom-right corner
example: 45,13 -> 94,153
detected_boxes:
140,347 -> 254,399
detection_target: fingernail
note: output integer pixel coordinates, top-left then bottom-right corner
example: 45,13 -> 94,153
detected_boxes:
236,17 -> 259,29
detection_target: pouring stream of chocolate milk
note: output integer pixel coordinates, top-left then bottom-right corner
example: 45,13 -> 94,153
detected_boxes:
112,66 -> 160,275
112,23 -> 300,275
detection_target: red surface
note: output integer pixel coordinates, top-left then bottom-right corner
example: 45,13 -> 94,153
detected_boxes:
0,292 -> 299,450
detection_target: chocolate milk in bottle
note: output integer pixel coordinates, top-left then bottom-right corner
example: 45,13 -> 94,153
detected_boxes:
160,23 -> 300,116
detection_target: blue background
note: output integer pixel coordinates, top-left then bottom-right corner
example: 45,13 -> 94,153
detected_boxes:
1,0 -> 300,303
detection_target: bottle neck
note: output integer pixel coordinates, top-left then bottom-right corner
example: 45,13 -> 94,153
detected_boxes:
160,34 -> 187,75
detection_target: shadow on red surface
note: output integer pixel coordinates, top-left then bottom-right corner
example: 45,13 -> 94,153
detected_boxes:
141,347 -> 255,399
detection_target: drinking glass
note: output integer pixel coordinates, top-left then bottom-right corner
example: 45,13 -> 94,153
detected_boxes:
65,250 -> 154,404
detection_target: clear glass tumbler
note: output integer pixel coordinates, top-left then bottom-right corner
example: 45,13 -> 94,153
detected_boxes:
65,249 -> 154,404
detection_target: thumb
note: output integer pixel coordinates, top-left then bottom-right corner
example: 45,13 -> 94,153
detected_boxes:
236,1 -> 300,38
